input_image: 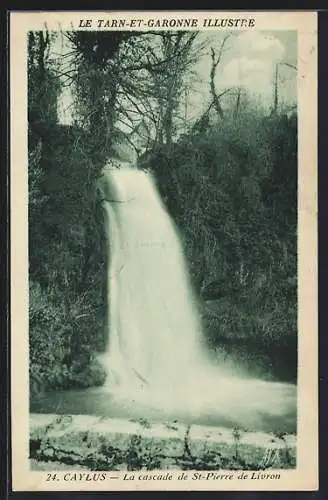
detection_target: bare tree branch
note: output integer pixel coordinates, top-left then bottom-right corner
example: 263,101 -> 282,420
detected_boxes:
208,34 -> 233,119
280,62 -> 297,71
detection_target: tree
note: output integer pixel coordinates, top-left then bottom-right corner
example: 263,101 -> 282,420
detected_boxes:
151,32 -> 199,147
28,31 -> 60,127
209,34 -> 233,120
113,31 -> 202,151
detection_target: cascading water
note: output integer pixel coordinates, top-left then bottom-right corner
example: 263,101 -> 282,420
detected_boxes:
97,161 -> 296,430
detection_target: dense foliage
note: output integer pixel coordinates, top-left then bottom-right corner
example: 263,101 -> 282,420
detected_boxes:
147,112 -> 297,380
28,31 -> 297,396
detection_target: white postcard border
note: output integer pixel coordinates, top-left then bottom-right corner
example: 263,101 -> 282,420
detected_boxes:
10,10 -> 318,491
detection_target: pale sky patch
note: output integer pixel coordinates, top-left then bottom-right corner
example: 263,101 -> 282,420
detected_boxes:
187,31 -> 296,121
220,57 -> 275,103
233,32 -> 285,60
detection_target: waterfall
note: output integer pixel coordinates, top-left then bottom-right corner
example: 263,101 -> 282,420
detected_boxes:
97,162 -> 296,428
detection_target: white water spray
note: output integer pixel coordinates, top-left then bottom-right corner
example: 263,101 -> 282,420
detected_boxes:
97,161 -> 296,429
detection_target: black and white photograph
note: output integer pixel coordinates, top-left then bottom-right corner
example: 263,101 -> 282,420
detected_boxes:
10,11 -> 318,491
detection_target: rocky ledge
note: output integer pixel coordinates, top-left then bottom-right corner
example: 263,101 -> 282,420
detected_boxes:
30,414 -> 296,471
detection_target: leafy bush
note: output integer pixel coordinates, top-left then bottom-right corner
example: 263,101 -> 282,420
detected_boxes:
29,280 -> 106,396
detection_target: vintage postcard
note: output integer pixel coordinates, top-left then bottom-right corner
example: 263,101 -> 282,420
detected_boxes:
10,10 -> 318,491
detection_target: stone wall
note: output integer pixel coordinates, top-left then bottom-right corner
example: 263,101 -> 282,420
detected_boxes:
30,414 -> 296,471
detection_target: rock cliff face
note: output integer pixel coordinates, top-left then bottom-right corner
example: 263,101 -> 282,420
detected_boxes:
30,414 -> 296,471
